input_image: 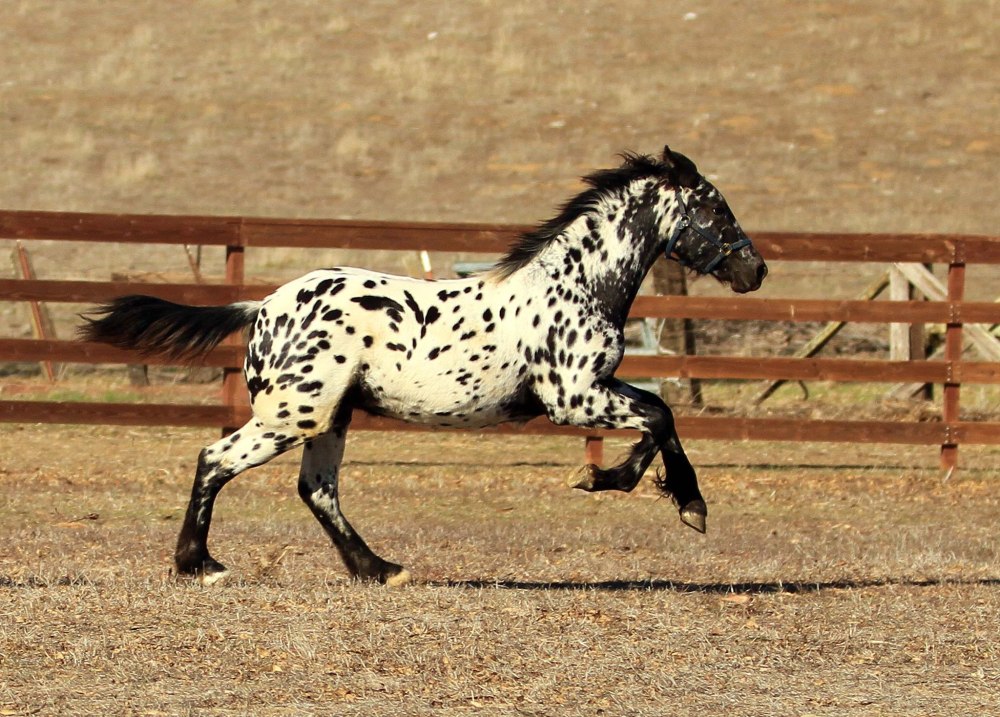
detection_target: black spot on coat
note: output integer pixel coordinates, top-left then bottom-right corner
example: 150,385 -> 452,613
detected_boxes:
351,296 -> 404,314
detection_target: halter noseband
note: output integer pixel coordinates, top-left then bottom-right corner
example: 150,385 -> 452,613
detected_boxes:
664,194 -> 752,273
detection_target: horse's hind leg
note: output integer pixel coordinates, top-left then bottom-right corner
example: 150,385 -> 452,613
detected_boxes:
297,422 -> 409,586
175,418 -> 299,584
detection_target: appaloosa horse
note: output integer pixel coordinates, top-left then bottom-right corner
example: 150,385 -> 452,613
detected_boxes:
80,146 -> 767,585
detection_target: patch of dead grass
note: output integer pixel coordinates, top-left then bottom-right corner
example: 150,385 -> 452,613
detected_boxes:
1,425 -> 998,715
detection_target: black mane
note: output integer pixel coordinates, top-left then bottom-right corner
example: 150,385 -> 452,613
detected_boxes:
491,152 -> 695,279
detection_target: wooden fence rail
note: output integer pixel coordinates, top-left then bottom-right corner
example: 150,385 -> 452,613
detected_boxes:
2,210 -> 999,470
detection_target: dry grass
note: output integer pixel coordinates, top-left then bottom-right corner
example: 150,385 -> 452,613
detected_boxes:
1,2 -> 996,235
3,577 -> 997,716
1,424 -> 998,715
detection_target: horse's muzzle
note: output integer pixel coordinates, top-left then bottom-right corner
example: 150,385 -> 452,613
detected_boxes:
731,259 -> 768,293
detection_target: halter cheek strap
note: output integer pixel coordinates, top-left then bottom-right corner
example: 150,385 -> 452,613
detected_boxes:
665,195 -> 753,272
664,215 -> 690,265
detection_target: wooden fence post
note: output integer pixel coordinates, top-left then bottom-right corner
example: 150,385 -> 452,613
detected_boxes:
584,435 -> 604,466
889,265 -> 931,398
910,266 -> 931,400
221,240 -> 246,435
940,250 -> 966,471
13,241 -> 58,382
888,266 -> 910,361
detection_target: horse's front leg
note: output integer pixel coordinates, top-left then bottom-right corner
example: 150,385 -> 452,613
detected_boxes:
551,378 -> 707,533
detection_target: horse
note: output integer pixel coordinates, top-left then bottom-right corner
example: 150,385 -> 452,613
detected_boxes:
79,146 -> 767,586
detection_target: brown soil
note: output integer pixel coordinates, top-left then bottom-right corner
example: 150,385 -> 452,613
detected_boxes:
1,425 -> 999,716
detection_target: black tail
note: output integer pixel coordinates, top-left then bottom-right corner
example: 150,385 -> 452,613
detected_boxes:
78,295 -> 260,361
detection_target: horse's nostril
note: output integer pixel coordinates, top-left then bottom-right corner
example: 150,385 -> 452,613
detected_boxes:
756,263 -> 768,283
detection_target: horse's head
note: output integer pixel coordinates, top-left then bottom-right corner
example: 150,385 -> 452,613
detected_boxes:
660,146 -> 767,294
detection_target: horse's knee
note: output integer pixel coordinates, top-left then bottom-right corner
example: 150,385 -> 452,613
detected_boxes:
298,463 -> 340,502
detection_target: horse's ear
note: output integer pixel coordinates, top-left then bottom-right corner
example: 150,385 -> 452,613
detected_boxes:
663,146 -> 700,187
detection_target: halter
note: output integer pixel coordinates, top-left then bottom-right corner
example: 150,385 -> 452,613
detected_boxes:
663,194 -> 753,273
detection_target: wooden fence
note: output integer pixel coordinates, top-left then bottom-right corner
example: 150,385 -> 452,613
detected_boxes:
2,210 -> 999,469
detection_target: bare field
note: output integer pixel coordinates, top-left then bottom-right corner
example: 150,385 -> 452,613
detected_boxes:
1,424 -> 999,716
1,2 -> 997,234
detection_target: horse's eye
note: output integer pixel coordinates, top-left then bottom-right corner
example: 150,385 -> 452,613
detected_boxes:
712,206 -> 724,216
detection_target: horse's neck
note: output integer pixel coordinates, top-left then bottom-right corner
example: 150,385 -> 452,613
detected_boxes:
533,188 -> 678,323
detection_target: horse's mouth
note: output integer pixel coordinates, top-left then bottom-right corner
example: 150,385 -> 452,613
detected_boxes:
731,280 -> 761,294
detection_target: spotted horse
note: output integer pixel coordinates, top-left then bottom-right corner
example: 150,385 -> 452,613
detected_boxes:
80,146 -> 768,586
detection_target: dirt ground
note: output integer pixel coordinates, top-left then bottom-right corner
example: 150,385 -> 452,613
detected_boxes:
1,425 -> 998,716
1,2 -> 998,716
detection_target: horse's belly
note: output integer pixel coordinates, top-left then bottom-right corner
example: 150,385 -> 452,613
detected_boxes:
357,360 -> 528,429
368,390 -> 516,429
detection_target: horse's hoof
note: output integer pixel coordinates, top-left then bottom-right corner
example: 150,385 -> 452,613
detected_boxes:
175,555 -> 230,586
198,567 -> 230,587
384,569 -> 412,588
679,500 -> 707,534
567,465 -> 598,491
353,559 -> 410,587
